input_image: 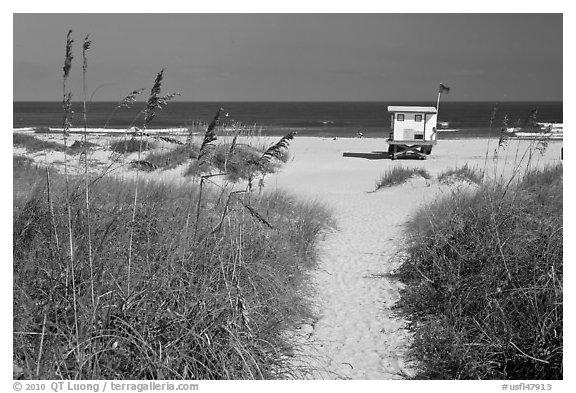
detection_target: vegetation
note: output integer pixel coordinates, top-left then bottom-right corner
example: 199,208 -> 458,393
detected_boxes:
143,144 -> 200,170
394,163 -> 563,379
14,133 -> 69,153
33,126 -> 52,134
110,137 -> 156,154
375,166 -> 431,190
437,164 -> 484,185
13,133 -> 99,156
13,30 -> 328,380
13,159 -> 332,379
205,143 -> 280,181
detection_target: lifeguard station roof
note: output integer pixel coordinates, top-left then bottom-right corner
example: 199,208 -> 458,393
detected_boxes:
387,106 -> 437,113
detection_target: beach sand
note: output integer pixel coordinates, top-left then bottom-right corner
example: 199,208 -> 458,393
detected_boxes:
264,136 -> 562,379
13,132 -> 563,379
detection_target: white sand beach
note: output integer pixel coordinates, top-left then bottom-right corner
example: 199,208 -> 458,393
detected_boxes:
13,133 -> 563,379
264,136 -> 562,379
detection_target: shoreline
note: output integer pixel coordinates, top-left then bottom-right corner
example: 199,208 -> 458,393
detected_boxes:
12,127 -> 564,142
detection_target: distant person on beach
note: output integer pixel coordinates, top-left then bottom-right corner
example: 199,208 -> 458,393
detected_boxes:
356,131 -> 364,138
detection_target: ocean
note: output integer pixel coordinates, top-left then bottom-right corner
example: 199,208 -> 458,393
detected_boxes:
13,101 -> 563,139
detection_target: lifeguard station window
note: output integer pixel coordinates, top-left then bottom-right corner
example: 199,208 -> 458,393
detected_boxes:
414,114 -> 422,122
397,114 -> 405,121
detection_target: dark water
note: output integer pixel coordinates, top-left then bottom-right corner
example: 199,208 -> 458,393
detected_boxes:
13,101 -> 563,139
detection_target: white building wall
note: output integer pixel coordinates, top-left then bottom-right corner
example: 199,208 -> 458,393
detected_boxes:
424,113 -> 438,140
392,112 -> 438,141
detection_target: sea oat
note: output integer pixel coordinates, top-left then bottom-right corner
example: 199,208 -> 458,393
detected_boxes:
82,34 -> 91,72
103,88 -> 146,129
498,114 -> 510,149
63,30 -> 73,80
131,160 -> 158,171
260,132 -> 295,163
536,125 -> 552,155
119,88 -> 145,109
143,69 -> 165,127
154,136 -> 183,145
198,108 -> 224,165
62,92 -> 74,136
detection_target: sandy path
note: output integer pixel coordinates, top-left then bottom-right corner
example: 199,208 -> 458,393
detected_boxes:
301,184 -> 433,379
268,138 -> 436,379
268,137 -> 562,379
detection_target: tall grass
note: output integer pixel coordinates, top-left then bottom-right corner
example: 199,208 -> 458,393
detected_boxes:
110,138 -> 156,154
14,31 -> 331,380
81,34 -> 95,310
60,30 -> 80,368
13,160 -> 332,379
209,143 -> 282,181
14,133 -> 99,155
437,164 -> 483,185
394,163 -> 563,379
374,166 -> 431,190
127,68 -> 179,296
143,144 -> 200,170
14,134 -> 68,153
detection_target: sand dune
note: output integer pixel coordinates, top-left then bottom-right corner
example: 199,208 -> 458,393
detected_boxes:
13,132 -> 562,379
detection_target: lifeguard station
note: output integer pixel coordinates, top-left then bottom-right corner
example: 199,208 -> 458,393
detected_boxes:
386,106 -> 438,160
386,83 -> 449,160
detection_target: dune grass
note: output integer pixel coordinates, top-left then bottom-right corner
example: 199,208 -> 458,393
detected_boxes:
33,126 -> 52,134
14,133 -> 69,153
14,155 -> 35,167
183,138 -> 290,182
13,30 -> 332,380
375,166 -> 431,190
394,163 -> 563,379
142,144 -> 200,170
110,137 -> 156,154
209,143 -> 278,181
437,164 -> 484,185
13,133 -> 99,156
13,159 -> 332,379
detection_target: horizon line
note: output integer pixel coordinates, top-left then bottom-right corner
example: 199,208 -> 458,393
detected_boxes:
13,99 -> 564,103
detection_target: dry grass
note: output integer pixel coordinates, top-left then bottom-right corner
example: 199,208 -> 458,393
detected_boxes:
13,160 -> 332,379
394,163 -> 562,379
142,144 -> 199,170
110,137 -> 156,154
437,164 -> 484,185
13,31 -> 330,380
14,133 -> 68,153
375,166 -> 431,190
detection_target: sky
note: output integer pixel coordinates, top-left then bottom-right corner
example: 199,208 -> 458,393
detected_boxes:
13,13 -> 563,102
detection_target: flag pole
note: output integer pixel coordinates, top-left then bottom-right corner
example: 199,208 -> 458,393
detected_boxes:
436,82 -> 442,112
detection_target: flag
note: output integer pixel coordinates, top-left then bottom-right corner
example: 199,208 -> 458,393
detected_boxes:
439,83 -> 451,94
